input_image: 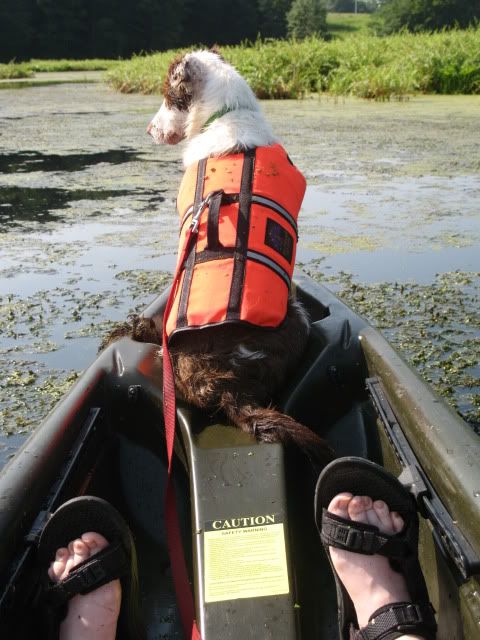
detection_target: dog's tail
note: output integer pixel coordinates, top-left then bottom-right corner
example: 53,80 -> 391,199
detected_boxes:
221,398 -> 334,468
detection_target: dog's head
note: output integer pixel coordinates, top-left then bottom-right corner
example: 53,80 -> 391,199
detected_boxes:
147,49 -> 258,146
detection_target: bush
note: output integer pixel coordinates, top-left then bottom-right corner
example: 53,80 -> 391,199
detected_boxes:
106,27 -> 480,99
0,61 -> 33,79
287,0 -> 328,39
380,0 -> 480,34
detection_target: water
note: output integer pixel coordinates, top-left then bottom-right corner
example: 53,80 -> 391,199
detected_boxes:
0,81 -> 479,466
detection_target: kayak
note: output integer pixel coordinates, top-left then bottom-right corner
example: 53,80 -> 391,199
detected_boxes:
0,272 -> 479,639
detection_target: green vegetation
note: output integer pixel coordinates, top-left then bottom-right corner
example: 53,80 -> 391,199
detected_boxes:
326,12 -> 376,38
0,62 -> 33,80
1,0 -> 478,63
26,59 -> 119,72
0,58 -> 118,80
380,0 -> 480,34
107,27 -> 480,99
287,0 -> 327,39
307,269 -> 480,429
327,0 -> 377,11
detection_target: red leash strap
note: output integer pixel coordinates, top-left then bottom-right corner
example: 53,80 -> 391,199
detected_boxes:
162,195 -> 216,639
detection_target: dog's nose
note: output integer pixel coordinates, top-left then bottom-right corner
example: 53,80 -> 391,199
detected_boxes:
146,122 -> 153,135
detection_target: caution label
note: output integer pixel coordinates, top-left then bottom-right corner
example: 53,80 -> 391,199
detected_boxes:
204,513 -> 289,603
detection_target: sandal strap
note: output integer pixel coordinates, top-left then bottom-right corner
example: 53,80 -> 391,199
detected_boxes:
45,541 -> 128,607
354,602 -> 437,640
322,510 -> 412,558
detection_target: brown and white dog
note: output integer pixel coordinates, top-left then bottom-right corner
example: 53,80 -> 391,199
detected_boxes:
106,50 -> 331,465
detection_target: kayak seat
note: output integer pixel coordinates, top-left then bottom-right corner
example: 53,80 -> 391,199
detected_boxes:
280,278 -> 381,461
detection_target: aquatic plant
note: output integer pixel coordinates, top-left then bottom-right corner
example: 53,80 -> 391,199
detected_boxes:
26,59 -> 119,72
307,268 -> 480,431
0,59 -> 118,80
106,27 -> 480,100
0,62 -> 33,79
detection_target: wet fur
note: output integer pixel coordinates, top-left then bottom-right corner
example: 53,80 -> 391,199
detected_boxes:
103,51 -> 333,466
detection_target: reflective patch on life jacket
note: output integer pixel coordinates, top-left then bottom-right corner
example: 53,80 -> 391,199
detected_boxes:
264,218 -> 294,263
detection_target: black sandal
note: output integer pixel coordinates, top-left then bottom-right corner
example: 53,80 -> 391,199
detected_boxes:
37,495 -> 143,639
315,457 -> 437,640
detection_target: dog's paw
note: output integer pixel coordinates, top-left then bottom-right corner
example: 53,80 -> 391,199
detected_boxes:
130,316 -> 161,344
98,315 -> 161,352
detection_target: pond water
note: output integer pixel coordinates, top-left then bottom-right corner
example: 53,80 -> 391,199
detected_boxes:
0,81 -> 479,467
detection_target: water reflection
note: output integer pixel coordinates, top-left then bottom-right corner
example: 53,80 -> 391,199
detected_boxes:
0,149 -> 143,173
0,84 -> 478,446
0,185 -> 133,229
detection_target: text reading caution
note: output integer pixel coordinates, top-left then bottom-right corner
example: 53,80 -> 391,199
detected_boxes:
204,513 -> 289,603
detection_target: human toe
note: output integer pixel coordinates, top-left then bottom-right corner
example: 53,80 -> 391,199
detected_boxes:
81,531 -> 109,555
347,496 -> 372,523
370,500 -> 395,532
327,492 -> 353,519
48,547 -> 69,582
64,538 -> 90,576
391,511 -> 405,534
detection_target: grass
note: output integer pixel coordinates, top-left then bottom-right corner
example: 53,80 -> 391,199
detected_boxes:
0,62 -> 33,79
0,58 -> 118,79
3,26 -> 480,100
107,27 -> 480,100
26,58 -> 119,72
326,12 -> 376,38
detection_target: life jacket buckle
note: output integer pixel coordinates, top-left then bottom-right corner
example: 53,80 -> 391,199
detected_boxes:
190,190 -> 224,233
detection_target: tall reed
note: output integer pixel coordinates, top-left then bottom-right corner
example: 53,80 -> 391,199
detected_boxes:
107,27 -> 480,100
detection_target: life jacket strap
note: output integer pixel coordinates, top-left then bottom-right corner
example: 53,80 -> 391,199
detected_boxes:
176,159 -> 207,329
162,170 -> 205,639
226,148 -> 256,320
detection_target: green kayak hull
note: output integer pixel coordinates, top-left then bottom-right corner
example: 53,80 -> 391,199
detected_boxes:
0,272 -> 478,639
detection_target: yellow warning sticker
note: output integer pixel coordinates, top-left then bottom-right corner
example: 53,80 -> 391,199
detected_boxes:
204,514 -> 289,603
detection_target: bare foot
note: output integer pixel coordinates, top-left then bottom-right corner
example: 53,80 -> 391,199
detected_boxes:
328,493 -> 424,640
48,532 -> 121,640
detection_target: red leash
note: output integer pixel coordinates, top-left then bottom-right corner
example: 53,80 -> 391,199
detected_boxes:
162,196 -> 218,640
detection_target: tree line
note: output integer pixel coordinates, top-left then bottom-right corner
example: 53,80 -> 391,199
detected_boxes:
0,0 -> 478,63
379,0 -> 480,33
1,0 -> 294,62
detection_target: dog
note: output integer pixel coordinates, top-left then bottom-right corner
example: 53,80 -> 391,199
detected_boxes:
105,50 -> 332,465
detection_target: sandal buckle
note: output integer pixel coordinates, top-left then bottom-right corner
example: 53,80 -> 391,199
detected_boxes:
346,528 -> 363,551
345,528 -> 377,553
402,603 -> 422,624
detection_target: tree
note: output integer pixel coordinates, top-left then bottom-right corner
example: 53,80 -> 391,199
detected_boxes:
258,0 -> 293,38
35,0 -> 90,58
183,0 -> 258,46
0,0 -> 36,61
380,0 -> 480,33
327,0 -> 378,12
287,0 -> 327,38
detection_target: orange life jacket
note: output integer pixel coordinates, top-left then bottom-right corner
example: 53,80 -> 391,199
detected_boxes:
165,144 -> 306,339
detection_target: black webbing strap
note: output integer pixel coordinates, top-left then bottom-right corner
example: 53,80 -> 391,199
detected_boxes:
195,248 -> 235,263
206,191 -> 224,251
176,158 -> 207,328
355,602 -> 437,640
226,148 -> 255,320
45,541 -> 128,608
321,510 -> 412,558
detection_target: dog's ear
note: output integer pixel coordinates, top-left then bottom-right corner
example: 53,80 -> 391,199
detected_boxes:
164,54 -> 202,109
170,56 -> 200,91
170,60 -> 189,89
